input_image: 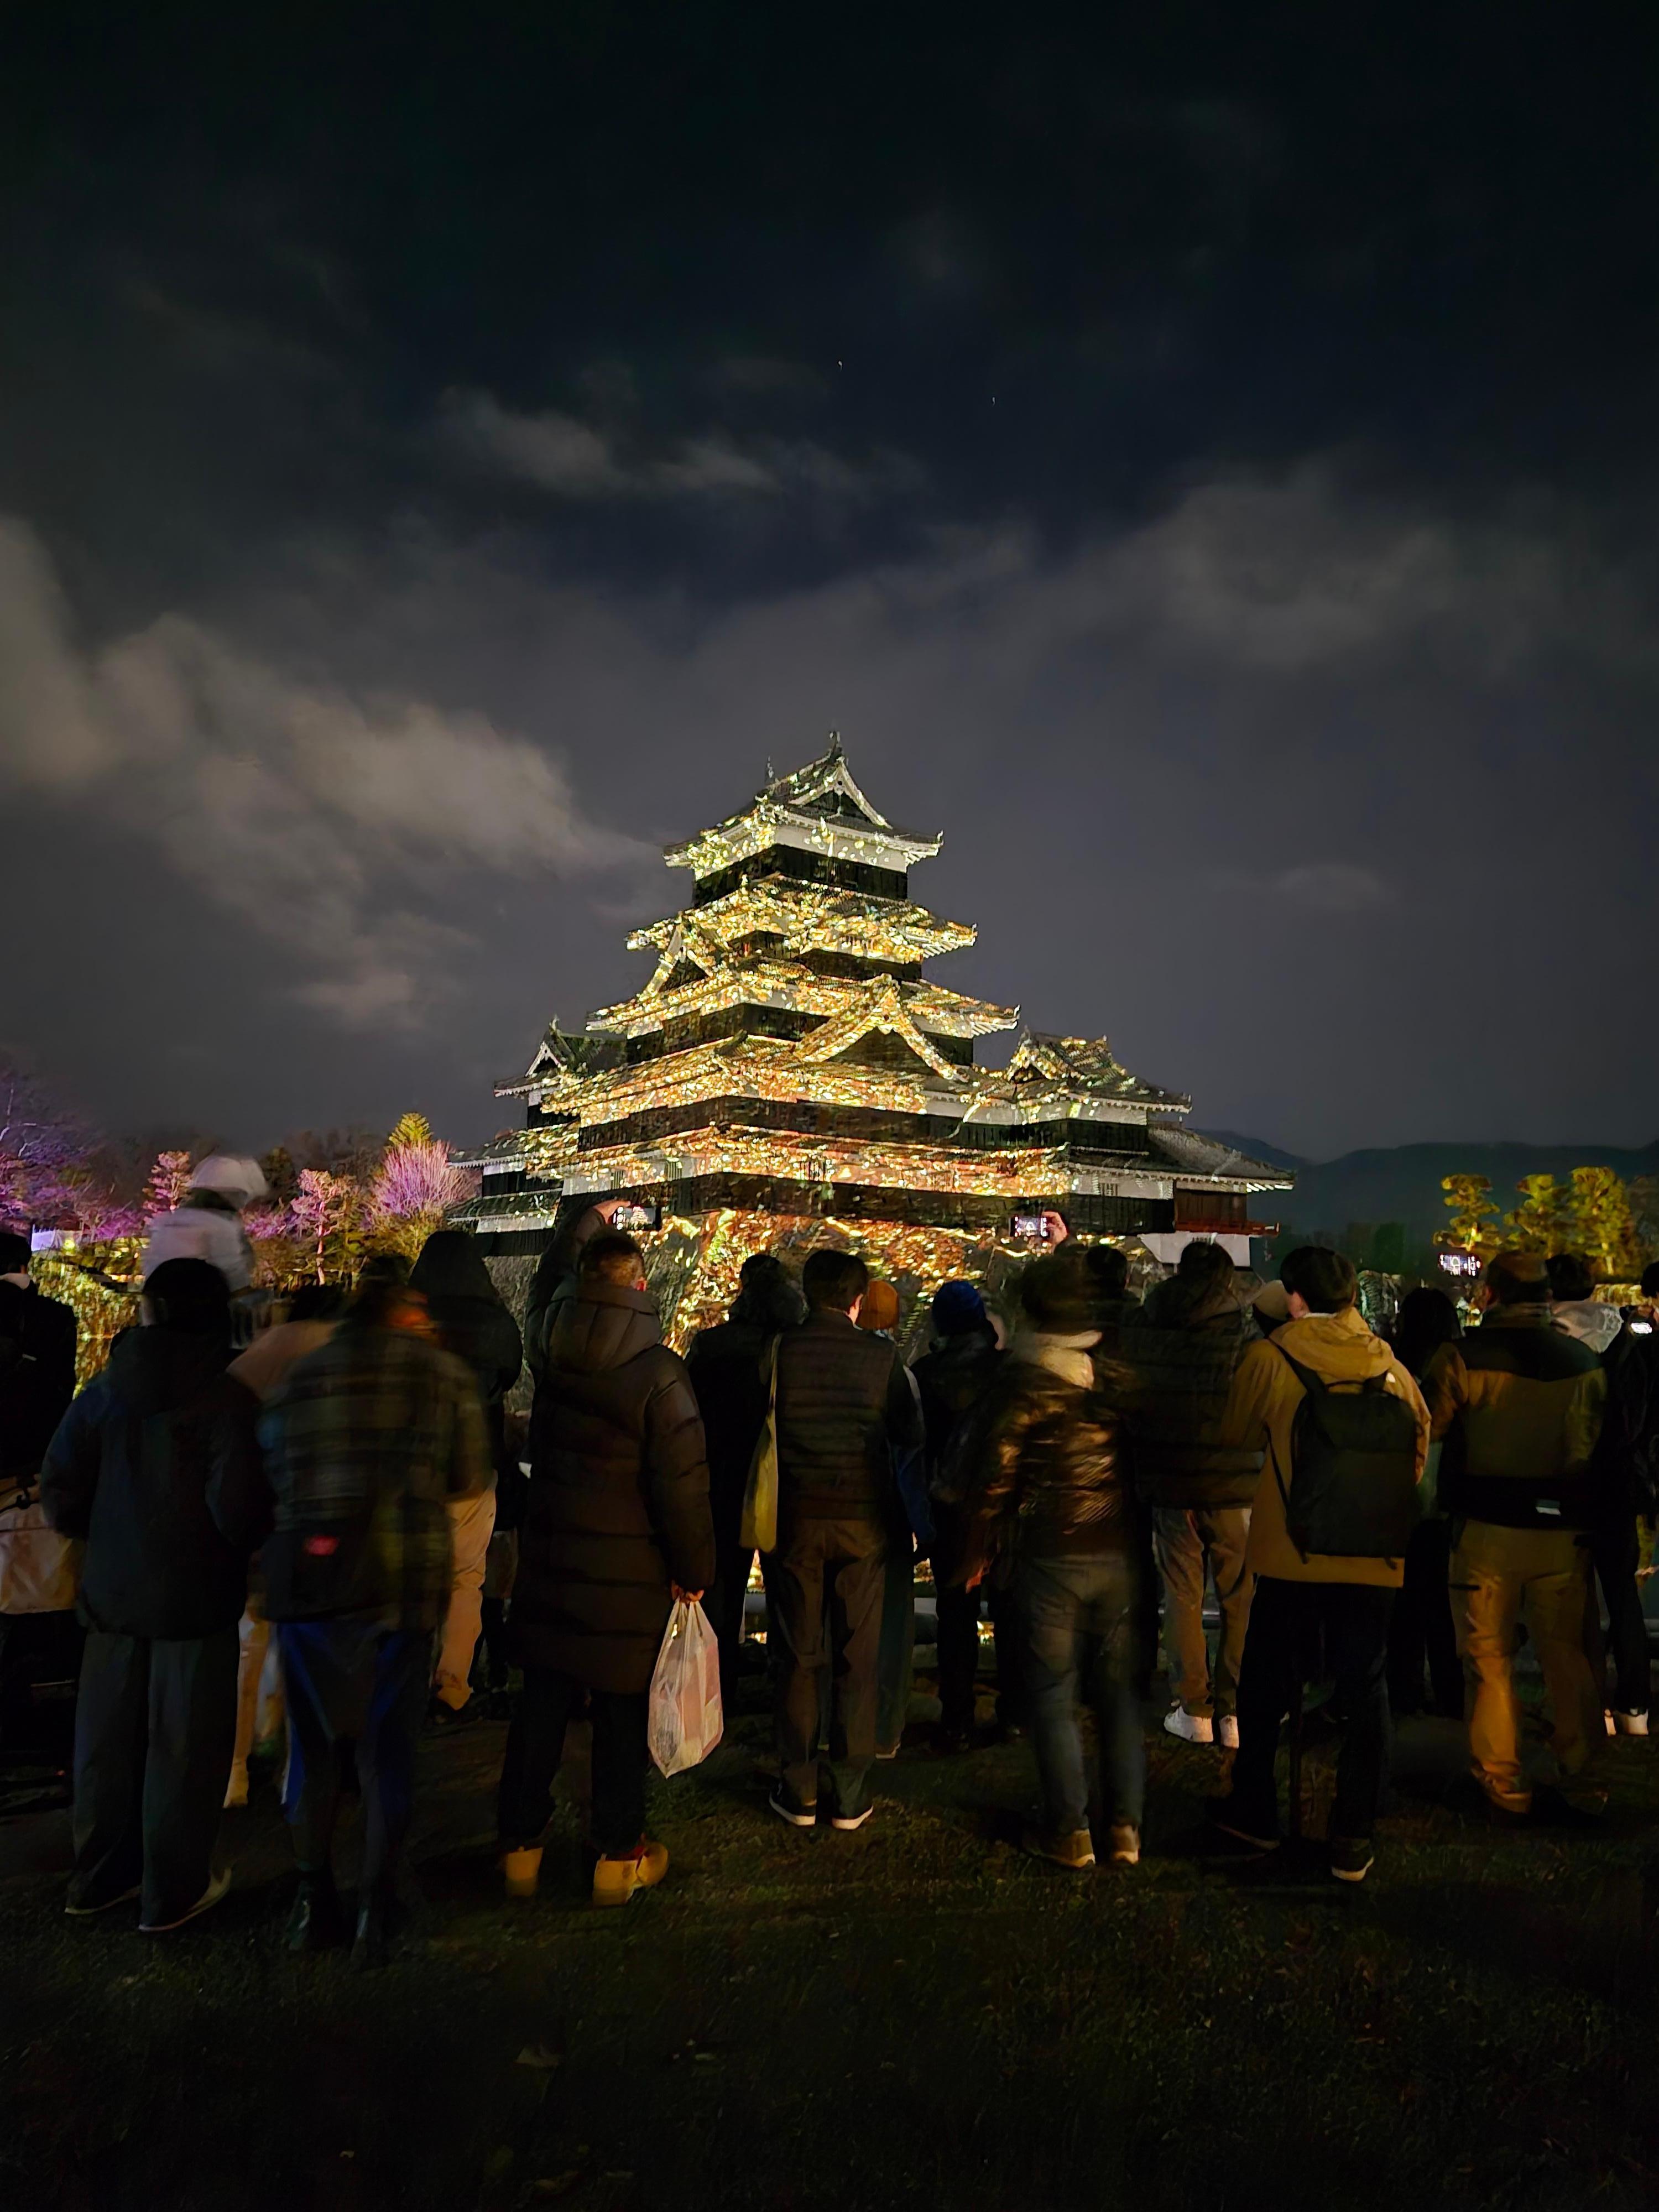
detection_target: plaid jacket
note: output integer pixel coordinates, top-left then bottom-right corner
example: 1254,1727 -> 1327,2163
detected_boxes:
264,1321 -> 489,1631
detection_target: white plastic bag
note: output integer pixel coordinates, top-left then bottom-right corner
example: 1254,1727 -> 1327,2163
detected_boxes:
0,1485 -> 81,1614
647,1598 -> 724,1777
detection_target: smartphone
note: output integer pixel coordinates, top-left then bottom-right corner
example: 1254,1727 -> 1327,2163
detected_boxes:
1632,1321 -> 1655,1336
609,1201 -> 661,1233
1011,1212 -> 1051,1243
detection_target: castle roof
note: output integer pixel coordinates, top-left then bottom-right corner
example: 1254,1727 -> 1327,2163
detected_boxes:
664,733 -> 942,877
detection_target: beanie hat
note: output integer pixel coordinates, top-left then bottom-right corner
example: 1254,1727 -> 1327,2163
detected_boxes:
931,1279 -> 987,1336
0,1231 -> 31,1274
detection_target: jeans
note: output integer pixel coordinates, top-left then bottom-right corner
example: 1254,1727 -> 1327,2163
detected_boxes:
1386,1517 -> 1463,1718
1228,1577 -> 1395,1843
1451,1521 -> 1600,1811
278,1620 -> 431,1897
497,1668 -> 649,1858
1014,1551 -> 1144,1837
1585,1517 -> 1652,1717
769,1515 -> 886,1814
70,1626 -> 239,1925
1153,1506 -> 1253,1718
875,1540 -> 917,1754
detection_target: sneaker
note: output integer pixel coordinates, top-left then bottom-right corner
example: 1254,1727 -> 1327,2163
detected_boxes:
427,1696 -> 478,1730
1216,1715 -> 1240,1751
140,1867 -> 232,1933
1330,1835 -> 1375,1883
64,1881 -> 140,1918
284,1875 -> 347,1952
875,1744 -> 901,1762
1162,1706 -> 1214,1746
1614,1710 -> 1651,1736
768,1785 -> 818,1829
223,1760 -> 249,1811
501,1845 -> 544,1901
1022,1825 -> 1095,1871
1107,1822 -> 1141,1866
830,1803 -> 874,1832
592,1840 -> 669,1907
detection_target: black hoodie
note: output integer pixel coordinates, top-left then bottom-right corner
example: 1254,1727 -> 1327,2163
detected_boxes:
0,1278 -> 77,1483
410,1232 -> 525,1504
515,1280 -> 713,1692
40,1327 -> 268,1639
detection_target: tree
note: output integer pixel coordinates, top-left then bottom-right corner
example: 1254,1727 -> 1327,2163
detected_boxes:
259,1145 -> 299,1208
1441,1174 -> 1500,1254
143,1150 -> 195,1219
369,1119 -> 476,1259
1569,1166 -> 1642,1281
1504,1173 -> 1573,1254
289,1168 -> 365,1285
0,1056 -> 91,1227
385,1111 -> 434,1152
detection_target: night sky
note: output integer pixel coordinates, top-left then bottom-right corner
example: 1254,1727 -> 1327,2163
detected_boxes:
3,8 -> 1655,1162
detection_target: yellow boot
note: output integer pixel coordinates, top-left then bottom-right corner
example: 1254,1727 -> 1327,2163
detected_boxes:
502,1846 -> 543,1901
591,1840 -> 669,1908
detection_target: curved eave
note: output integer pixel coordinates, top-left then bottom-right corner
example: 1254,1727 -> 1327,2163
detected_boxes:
665,800 -> 941,877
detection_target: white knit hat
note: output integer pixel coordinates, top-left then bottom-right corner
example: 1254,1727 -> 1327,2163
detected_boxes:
189,1154 -> 269,1207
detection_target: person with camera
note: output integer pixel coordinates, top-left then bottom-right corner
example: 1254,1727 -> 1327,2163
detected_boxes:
1209,1248 -> 1429,1883
955,1253 -> 1144,1872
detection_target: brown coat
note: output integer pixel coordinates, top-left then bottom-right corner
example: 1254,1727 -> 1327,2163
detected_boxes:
1218,1307 -> 1430,1589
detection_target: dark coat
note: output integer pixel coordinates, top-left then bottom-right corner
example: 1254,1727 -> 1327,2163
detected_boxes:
1119,1279 -> 1264,1510
775,1307 -> 924,1526
0,1279 -> 77,1484
40,1327 -> 268,1639
685,1270 -> 806,1521
957,1342 -> 1135,1584
411,1231 -> 526,1519
515,1281 -> 714,1693
911,1328 -> 1001,1582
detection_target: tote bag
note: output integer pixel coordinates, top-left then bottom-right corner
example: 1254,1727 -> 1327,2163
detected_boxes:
738,1337 -> 780,1554
0,1483 -> 82,1614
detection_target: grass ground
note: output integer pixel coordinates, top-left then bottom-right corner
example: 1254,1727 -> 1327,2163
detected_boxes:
5,1668 -> 1659,2212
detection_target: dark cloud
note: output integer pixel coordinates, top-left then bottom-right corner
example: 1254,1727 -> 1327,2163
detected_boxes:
1,9 -> 1654,1159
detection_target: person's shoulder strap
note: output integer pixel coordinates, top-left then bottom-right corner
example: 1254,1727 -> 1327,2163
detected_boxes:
1271,1341 -> 1322,1395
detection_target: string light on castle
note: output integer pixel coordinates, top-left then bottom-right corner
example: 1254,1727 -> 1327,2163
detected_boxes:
453,733 -> 1293,1339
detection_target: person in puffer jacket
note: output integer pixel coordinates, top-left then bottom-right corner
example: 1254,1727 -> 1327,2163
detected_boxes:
956,1254 -> 1143,1874
1121,1240 -> 1262,1751
140,1155 -> 267,1294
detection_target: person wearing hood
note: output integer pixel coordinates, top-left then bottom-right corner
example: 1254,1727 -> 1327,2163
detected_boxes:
1209,1248 -> 1430,1883
684,1253 -> 805,1705
140,1155 -> 268,1295
498,1230 -> 713,1907
40,1259 -> 268,1932
410,1229 -> 524,1722
912,1280 -> 1005,1749
955,1254 -> 1143,1872
1121,1239 -> 1263,1751
262,1270 -> 489,1966
1547,1251 -> 1650,1736
523,1195 -> 633,1381
1423,1250 -> 1608,1818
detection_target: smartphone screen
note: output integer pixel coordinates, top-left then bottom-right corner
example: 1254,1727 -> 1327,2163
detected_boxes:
1011,1213 -> 1050,1242
609,1202 -> 661,1233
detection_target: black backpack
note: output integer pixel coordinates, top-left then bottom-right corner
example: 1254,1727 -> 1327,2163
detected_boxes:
1271,1345 -> 1422,1562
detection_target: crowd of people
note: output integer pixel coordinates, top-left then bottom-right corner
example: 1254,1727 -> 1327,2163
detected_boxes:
3,1157 -> 1657,1967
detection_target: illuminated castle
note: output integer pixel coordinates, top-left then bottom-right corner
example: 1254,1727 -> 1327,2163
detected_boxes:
455,736 -> 1290,1338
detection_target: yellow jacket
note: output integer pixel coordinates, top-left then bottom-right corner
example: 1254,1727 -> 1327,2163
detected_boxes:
1218,1307 -> 1431,1588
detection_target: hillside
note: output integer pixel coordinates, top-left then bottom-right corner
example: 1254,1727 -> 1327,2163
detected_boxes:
1269,1139 -> 1659,1246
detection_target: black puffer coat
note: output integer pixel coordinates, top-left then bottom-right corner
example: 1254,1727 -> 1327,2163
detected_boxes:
685,1269 -> 805,1525
956,1338 -> 1134,1583
515,1281 -> 714,1693
1120,1277 -> 1264,1510
40,1327 -> 268,1639
410,1231 -> 525,1518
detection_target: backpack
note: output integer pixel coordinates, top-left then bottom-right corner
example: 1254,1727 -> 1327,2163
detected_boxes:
1271,1345 -> 1422,1562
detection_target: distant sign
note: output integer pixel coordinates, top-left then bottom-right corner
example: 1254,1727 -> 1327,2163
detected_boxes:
1438,1250 -> 1482,1279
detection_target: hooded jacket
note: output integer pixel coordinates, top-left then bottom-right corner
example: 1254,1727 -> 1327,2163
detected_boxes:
955,1332 -> 1134,1583
40,1326 -> 268,1637
1218,1307 -> 1431,1588
515,1280 -> 714,1692
0,1278 -> 77,1484
141,1190 -> 255,1292
1422,1304 -> 1606,1530
1120,1276 -> 1263,1510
